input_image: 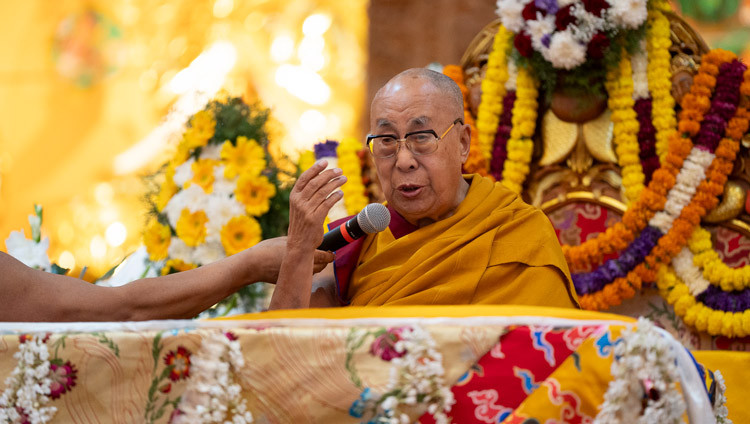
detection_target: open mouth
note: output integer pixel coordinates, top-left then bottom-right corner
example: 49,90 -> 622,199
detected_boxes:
396,184 -> 423,197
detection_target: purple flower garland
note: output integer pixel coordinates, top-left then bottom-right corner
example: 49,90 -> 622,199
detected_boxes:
490,91 -> 516,180
698,285 -> 750,313
571,59 -> 746,298
573,226 -> 662,295
693,60 -> 744,151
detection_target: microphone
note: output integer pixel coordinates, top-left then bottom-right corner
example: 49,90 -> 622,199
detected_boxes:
318,203 -> 391,252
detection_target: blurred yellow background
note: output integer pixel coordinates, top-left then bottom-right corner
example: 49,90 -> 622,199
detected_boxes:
0,0 -> 367,279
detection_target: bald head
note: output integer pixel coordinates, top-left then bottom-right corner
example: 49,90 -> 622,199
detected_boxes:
372,68 -> 464,119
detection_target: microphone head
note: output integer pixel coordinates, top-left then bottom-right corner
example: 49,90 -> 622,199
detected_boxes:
356,203 -> 390,234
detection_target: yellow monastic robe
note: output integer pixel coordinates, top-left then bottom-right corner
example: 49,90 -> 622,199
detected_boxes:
342,174 -> 578,307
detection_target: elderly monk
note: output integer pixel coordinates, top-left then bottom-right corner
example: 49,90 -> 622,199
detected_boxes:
269,68 -> 578,309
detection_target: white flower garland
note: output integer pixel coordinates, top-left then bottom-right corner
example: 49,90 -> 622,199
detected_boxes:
595,318 -> 686,424
173,331 -> 253,424
712,370 -> 732,424
0,335 -> 57,423
505,58 -> 518,91
672,247 -> 711,296
648,148 -> 715,233
354,326 -> 455,424
631,41 -> 649,100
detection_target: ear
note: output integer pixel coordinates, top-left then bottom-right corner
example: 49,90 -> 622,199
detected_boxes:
458,122 -> 471,164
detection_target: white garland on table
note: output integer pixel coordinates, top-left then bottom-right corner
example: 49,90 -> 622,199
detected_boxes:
173,331 -> 253,424
712,370 -> 731,424
594,317 -> 686,424
375,326 -> 455,424
0,335 -> 56,423
648,148 -> 715,233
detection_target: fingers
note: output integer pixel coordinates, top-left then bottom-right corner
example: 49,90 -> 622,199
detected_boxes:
313,249 -> 335,263
313,250 -> 335,273
294,160 -> 328,193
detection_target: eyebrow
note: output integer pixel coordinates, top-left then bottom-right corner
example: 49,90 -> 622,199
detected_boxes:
375,116 -> 431,129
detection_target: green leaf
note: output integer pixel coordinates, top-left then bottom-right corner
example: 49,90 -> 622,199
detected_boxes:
49,263 -> 70,275
151,332 -> 163,371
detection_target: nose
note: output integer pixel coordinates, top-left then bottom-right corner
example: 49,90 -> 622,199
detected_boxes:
394,140 -> 418,171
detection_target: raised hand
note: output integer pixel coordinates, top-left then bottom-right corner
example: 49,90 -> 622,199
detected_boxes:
286,160 -> 347,252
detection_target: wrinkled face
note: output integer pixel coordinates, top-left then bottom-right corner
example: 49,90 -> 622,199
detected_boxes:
370,77 -> 471,225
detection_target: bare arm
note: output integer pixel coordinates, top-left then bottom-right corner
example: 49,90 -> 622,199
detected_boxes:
0,237 -> 334,322
269,160 -> 345,310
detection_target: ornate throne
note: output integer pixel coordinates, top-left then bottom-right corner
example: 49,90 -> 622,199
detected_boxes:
452,10 -> 750,350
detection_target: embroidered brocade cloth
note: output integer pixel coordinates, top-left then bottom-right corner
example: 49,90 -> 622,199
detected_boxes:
0,306 -> 738,422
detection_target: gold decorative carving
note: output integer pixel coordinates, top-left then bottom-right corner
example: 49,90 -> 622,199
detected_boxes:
704,181 -> 748,223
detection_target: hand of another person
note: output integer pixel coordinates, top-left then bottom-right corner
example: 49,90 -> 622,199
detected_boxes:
287,160 -> 347,253
250,236 -> 334,283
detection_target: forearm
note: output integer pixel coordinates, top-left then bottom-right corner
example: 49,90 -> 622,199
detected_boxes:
0,247 -> 267,322
268,246 -> 315,309
117,246 -> 267,320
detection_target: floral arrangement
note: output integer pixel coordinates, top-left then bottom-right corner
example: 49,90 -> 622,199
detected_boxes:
595,318 -> 685,423
496,0 -> 650,77
347,326 -> 455,424
0,335 -> 57,422
173,331 -> 253,423
4,205 -> 69,275
442,65 -> 491,178
712,370 -> 731,423
0,334 -> 79,423
143,96 -> 293,316
450,0 -> 750,339
657,226 -> 750,338
569,50 -> 749,311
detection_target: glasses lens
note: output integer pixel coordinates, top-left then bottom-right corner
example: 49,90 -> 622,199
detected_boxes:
406,132 -> 438,155
372,136 -> 398,158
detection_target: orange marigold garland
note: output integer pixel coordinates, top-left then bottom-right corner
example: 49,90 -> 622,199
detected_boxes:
578,52 -> 749,310
443,64 -> 491,178
563,49 -> 728,271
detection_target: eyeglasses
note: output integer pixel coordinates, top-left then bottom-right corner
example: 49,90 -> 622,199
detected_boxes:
366,118 -> 463,159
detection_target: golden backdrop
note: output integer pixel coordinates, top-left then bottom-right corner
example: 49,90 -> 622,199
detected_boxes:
0,0 -> 367,279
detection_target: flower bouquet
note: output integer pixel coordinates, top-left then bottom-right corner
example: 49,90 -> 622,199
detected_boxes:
496,0 -> 650,93
144,96 -> 294,316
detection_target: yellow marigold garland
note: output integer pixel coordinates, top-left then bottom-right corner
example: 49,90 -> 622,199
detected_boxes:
501,67 -> 538,194
337,138 -> 369,215
476,26 -> 512,164
689,226 -> 750,291
443,64 -> 491,178
646,7 -> 676,162
657,265 -> 750,338
606,48 -> 645,204
564,49 -> 725,270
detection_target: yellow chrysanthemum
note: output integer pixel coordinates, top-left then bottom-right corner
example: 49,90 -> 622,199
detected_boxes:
143,218 -> 171,261
220,136 -> 266,179
175,208 -> 208,247
235,174 -> 276,216
186,159 -> 218,194
161,258 -> 198,275
220,215 -> 262,256
184,110 -> 216,150
155,164 -> 178,211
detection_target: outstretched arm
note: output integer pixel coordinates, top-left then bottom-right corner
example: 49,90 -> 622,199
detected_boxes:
269,160 -> 346,310
0,237 -> 334,322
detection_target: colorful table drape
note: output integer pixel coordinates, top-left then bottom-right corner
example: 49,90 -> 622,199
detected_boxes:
0,306 -> 727,423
